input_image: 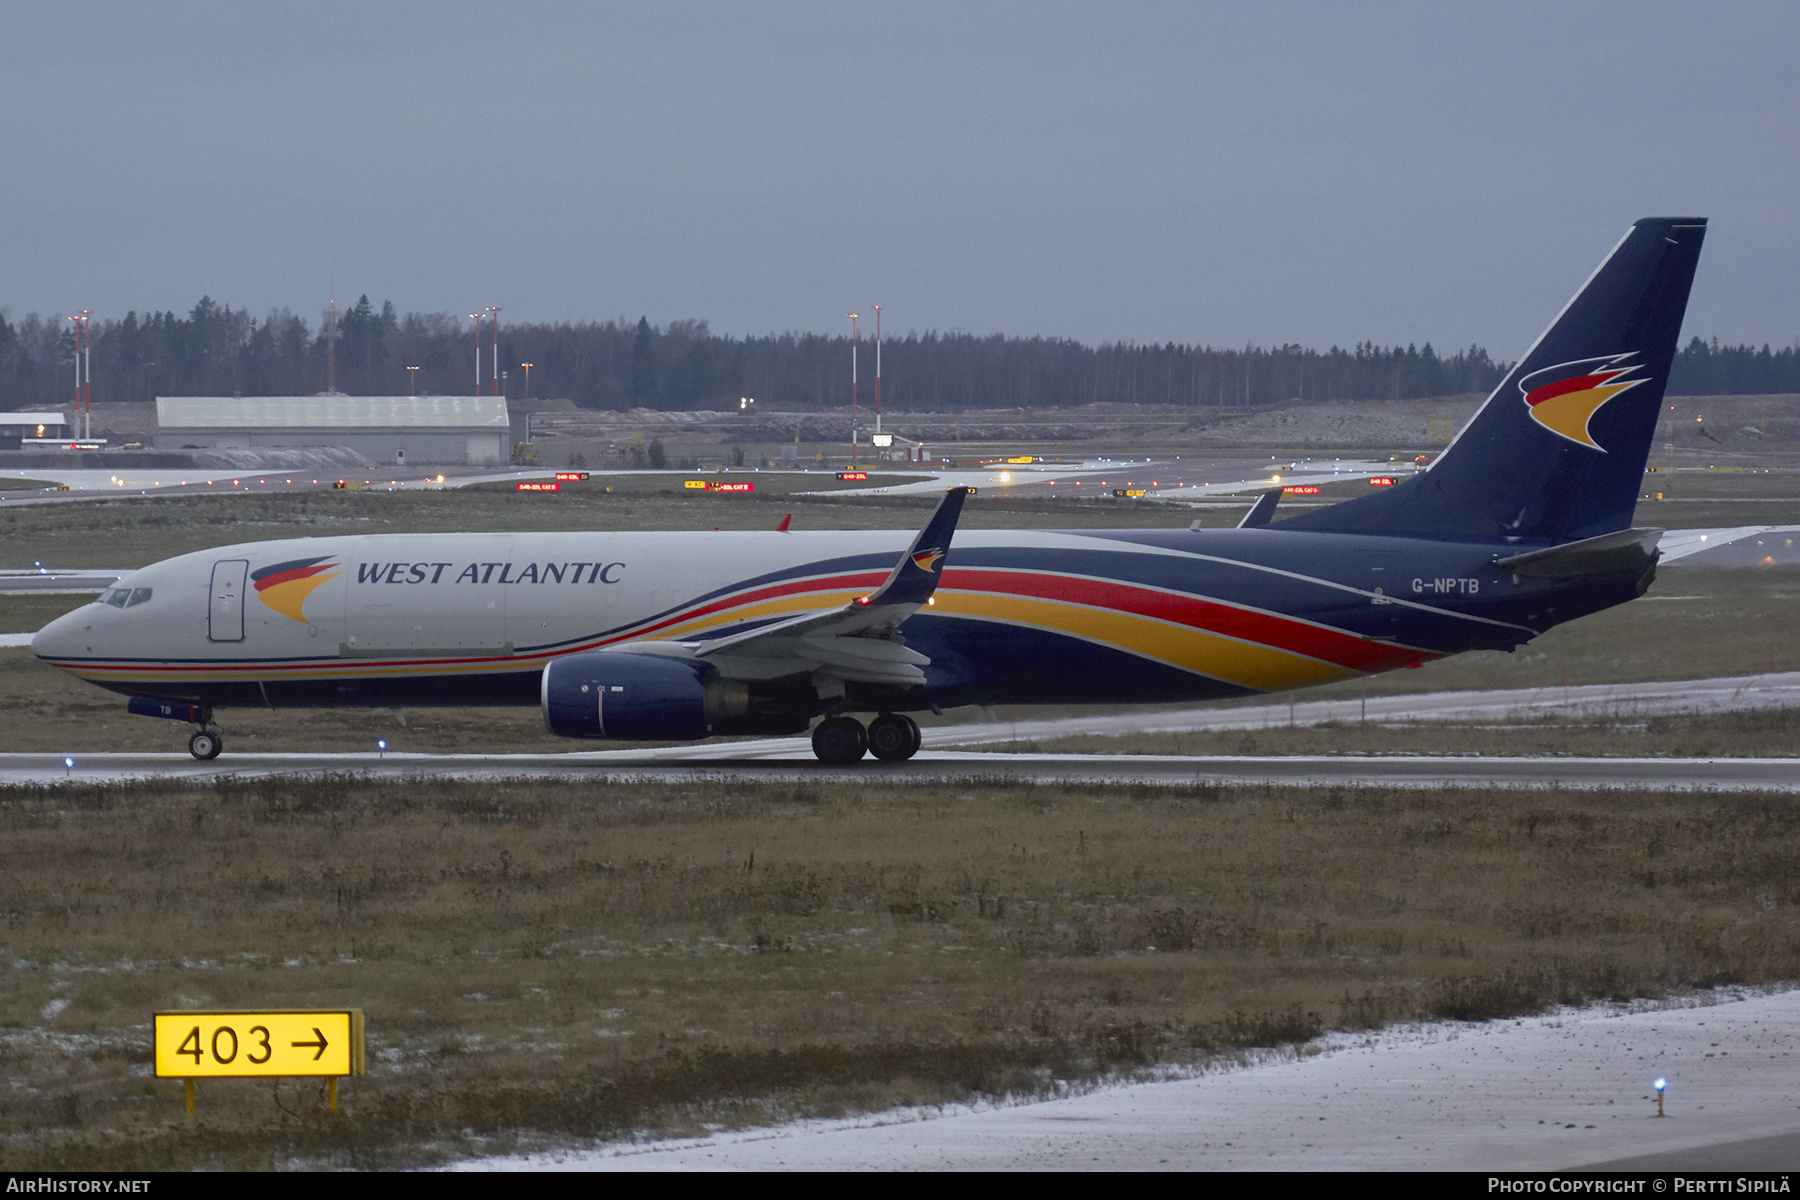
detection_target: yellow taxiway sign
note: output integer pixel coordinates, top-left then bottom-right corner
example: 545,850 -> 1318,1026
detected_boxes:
154,1010 -> 364,1079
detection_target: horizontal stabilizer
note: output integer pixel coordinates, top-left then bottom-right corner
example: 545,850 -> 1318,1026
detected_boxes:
1494,527 -> 1662,577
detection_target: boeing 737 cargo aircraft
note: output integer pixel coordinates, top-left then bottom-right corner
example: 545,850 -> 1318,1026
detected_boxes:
32,218 -> 1707,763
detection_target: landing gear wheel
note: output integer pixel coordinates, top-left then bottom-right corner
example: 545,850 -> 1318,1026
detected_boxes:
868,713 -> 921,761
188,730 -> 223,760
811,716 -> 868,764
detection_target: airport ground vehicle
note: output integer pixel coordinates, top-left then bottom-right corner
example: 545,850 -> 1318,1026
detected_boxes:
32,218 -> 1707,762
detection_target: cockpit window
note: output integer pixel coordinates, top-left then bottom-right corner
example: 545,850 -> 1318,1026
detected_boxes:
96,586 -> 149,608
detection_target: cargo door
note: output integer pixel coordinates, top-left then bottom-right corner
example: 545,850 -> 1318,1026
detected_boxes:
208,559 -> 249,643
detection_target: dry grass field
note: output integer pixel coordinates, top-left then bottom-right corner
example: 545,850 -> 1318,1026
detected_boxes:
6,464 -> 1795,572
0,473 -> 1233,572
1276,464 -> 1800,528
1257,563 -> 1800,702
2,465 -> 1798,1169
4,774 -> 1799,1169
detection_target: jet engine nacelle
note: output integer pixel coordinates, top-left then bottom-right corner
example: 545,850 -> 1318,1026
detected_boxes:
541,651 -> 750,741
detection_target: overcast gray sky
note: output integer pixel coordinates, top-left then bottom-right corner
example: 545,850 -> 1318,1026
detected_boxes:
3,1 -> 1795,355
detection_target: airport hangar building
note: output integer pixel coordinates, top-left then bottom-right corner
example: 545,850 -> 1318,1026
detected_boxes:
154,396 -> 511,466
0,412 -> 72,450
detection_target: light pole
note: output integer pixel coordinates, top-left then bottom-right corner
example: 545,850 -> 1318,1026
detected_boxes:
470,314 -> 484,393
872,304 -> 881,438
407,366 -> 420,395
520,362 -> 532,401
488,306 -> 501,395
849,312 -> 858,462
67,314 -> 82,440
67,311 -> 91,440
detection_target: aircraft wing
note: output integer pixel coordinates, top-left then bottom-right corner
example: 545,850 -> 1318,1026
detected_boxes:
617,487 -> 972,687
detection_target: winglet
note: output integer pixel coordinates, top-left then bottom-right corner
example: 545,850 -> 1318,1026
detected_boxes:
864,486 -> 971,607
1236,488 -> 1281,529
776,513 -> 792,532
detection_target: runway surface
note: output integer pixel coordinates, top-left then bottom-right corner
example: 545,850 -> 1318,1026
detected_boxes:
6,748 -> 1800,790
0,466 -> 531,497
0,567 -> 127,595
460,986 -> 1800,1172
926,672 -> 1800,744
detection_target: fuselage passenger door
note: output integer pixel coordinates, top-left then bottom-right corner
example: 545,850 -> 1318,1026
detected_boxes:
209,559 -> 249,643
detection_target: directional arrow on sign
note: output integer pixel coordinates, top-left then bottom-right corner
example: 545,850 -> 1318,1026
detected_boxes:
292,1028 -> 329,1060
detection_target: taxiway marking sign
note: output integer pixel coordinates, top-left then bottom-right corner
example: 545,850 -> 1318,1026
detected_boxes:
154,1009 -> 364,1078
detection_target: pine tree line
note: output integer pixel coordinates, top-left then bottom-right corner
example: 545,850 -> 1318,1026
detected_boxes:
1,296 -> 1791,412
1666,337 -> 1800,396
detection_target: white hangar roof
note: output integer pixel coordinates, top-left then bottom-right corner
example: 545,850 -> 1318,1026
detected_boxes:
156,396 -> 510,430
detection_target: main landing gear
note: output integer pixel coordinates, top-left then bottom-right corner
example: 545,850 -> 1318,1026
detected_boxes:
188,728 -> 223,760
811,713 -> 921,764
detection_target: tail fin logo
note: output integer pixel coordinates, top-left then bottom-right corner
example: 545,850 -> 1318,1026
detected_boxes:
251,555 -> 340,623
1519,353 -> 1649,451
911,548 -> 946,573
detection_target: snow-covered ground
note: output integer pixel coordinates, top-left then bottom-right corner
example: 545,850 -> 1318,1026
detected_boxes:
457,986 -> 1800,1171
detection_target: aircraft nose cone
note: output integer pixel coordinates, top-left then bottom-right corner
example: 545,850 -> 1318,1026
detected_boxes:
31,608 -> 88,659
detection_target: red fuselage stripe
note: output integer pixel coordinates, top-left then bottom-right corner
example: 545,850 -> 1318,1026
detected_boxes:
938,567 -> 1434,671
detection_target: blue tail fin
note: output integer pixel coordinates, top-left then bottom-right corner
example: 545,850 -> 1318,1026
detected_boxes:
1280,217 -> 1707,543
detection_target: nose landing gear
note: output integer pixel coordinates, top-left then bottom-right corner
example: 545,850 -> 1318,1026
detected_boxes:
811,713 -> 921,764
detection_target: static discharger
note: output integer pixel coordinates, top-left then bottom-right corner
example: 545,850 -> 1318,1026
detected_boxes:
156,1009 -> 365,1115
